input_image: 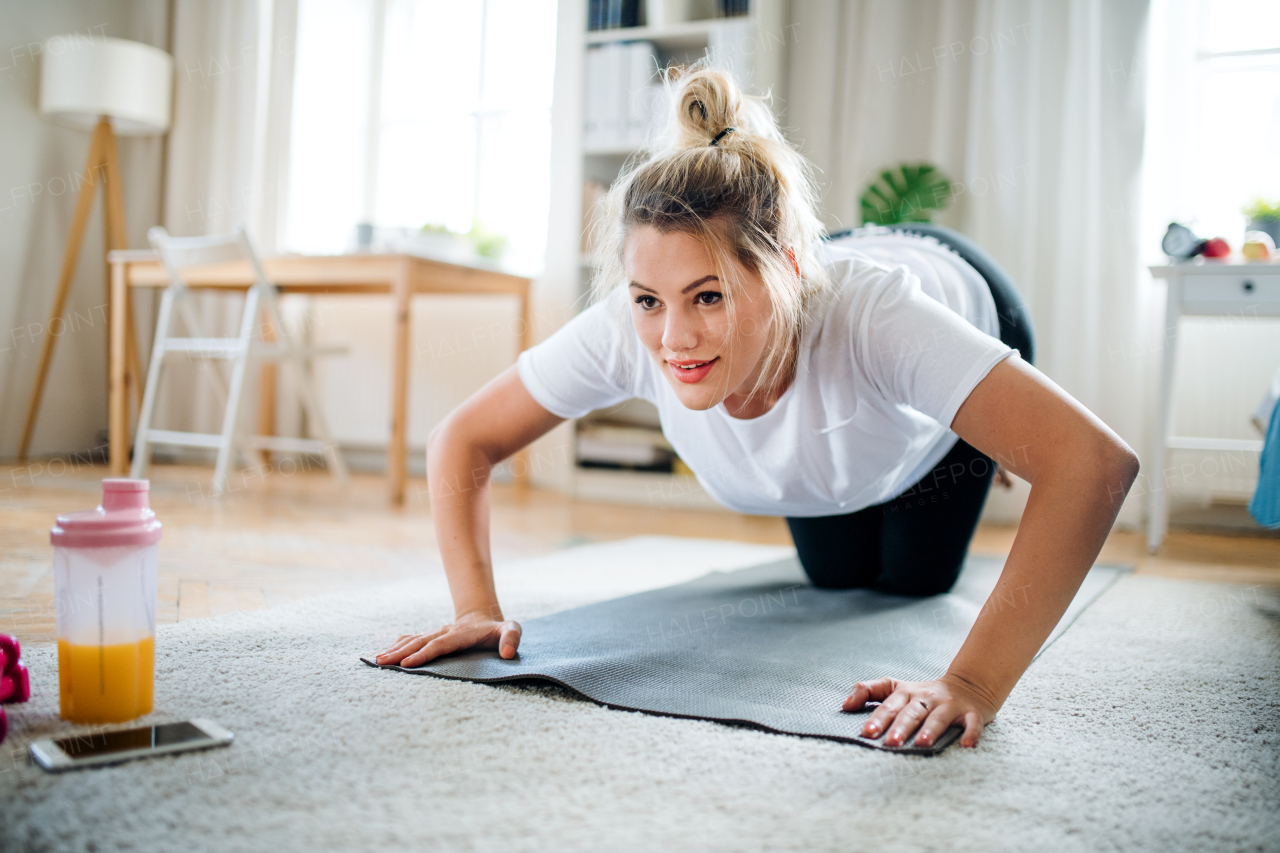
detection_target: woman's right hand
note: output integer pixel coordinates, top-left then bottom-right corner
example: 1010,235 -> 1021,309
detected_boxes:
374,617 -> 522,668
394,367 -> 556,670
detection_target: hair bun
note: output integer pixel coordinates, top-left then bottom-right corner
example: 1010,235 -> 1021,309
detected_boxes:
675,67 -> 744,148
668,65 -> 787,151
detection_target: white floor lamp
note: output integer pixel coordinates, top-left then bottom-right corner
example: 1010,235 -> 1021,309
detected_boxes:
20,35 -> 173,460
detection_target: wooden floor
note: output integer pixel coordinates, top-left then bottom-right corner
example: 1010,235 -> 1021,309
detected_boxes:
3,462 -> 1278,647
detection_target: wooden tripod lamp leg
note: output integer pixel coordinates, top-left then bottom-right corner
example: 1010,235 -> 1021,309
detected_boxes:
18,119 -> 110,460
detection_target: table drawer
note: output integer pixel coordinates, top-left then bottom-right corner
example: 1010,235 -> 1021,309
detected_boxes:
1182,273 -> 1280,315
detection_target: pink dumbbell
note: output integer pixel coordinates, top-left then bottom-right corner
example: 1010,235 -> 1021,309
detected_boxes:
0,635 -> 15,674
0,634 -> 31,745
0,635 -> 29,701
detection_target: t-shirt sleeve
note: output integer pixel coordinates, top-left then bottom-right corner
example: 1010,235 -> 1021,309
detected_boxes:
516,299 -> 642,419
855,265 -> 1014,428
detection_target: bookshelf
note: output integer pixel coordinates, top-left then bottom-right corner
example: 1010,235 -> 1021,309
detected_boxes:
538,0 -> 790,508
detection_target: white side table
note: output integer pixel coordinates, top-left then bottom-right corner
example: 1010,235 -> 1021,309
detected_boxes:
1147,259 -> 1280,552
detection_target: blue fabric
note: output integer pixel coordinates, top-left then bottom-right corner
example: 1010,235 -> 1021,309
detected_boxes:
1249,399 -> 1280,529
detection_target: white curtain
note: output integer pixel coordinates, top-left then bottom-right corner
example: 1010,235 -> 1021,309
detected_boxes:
165,0 -> 296,246
153,0 -> 299,439
788,0 -> 1151,526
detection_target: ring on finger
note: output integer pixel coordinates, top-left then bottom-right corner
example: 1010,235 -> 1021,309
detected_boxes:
888,702 -> 930,741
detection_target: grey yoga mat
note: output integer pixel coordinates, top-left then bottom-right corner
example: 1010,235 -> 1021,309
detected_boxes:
363,555 -> 1126,755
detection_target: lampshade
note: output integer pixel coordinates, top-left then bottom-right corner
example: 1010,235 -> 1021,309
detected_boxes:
39,36 -> 173,135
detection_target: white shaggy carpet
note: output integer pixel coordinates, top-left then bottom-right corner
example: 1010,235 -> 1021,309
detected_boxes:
2,536 -> 1278,853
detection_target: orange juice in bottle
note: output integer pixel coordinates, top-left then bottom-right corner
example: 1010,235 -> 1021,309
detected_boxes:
56,637 -> 155,723
51,479 -> 162,724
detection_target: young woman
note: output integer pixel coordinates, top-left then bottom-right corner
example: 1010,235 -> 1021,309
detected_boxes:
377,68 -> 1139,749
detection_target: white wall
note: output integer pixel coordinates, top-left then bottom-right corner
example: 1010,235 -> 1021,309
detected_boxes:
0,0 -> 168,459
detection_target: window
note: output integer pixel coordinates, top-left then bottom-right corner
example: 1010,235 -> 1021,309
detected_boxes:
1169,0 -> 1280,241
1140,0 -> 1280,479
285,0 -> 558,273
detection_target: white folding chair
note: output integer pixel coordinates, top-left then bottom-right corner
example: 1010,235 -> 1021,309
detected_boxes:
131,224 -> 349,493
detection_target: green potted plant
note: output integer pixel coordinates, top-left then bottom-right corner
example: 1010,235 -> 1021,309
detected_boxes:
415,223 -> 472,262
466,219 -> 509,261
1242,196 -> 1280,246
416,221 -> 509,263
859,163 -> 952,225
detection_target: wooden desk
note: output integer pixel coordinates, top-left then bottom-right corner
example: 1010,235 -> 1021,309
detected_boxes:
108,250 -> 533,504
1147,259 -> 1280,551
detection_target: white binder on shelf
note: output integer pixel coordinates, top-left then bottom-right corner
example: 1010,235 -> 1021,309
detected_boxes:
585,41 -> 661,153
625,41 -> 657,149
584,45 -> 605,150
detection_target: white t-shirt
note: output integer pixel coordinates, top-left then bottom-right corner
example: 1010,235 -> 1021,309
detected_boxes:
517,231 -> 1014,517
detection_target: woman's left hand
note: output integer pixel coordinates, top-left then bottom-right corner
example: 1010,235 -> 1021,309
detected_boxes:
843,674 -> 1000,749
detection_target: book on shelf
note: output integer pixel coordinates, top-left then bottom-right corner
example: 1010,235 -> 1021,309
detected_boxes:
717,0 -> 751,17
587,0 -> 644,31
584,41 -> 660,152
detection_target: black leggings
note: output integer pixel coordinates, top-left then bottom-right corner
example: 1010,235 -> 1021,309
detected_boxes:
788,225 -> 1035,597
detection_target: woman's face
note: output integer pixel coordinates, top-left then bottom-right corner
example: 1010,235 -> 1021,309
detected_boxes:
624,225 -> 774,413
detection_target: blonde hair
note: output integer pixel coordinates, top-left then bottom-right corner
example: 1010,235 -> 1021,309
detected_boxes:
588,64 -> 829,402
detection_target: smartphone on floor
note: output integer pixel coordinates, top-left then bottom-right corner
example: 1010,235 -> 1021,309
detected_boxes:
29,719 -> 234,772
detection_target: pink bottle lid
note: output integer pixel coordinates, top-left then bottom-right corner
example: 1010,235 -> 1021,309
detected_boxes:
50,479 -> 162,548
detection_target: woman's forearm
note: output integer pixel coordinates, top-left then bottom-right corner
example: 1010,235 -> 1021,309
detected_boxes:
426,425 -> 504,622
377,370 -> 561,667
944,444 -> 1138,708
421,367 -> 565,626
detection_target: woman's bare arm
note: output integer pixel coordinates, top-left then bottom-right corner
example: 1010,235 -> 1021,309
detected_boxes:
845,355 -> 1139,747
376,366 -> 564,667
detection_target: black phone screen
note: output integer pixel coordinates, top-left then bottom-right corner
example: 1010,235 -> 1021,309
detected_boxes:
54,721 -> 211,759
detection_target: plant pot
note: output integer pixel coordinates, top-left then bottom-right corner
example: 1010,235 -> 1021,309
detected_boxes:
402,230 -> 474,264
1248,219 -> 1280,247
